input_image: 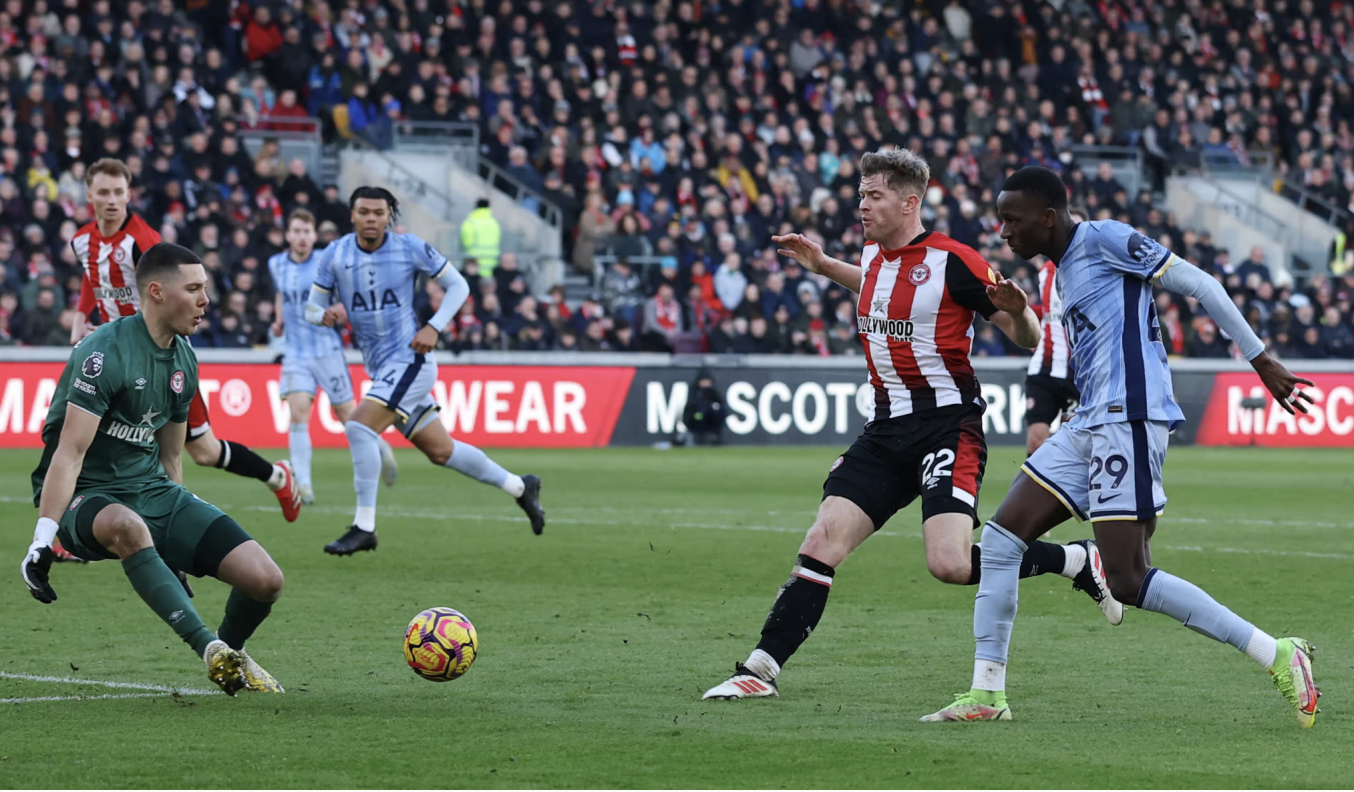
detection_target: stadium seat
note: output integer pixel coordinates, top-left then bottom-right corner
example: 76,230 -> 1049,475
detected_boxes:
332,104 -> 354,140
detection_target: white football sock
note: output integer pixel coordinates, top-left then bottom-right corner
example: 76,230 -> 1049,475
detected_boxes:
354,506 -> 377,532
972,659 -> 1006,692
1060,542 -> 1088,579
1245,630 -> 1278,669
744,649 -> 781,681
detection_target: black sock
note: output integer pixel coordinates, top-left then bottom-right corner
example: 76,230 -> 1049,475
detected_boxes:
754,554 -> 834,668
216,440 -> 274,483
218,588 -> 274,650
966,541 -> 1068,586
1021,540 -> 1066,578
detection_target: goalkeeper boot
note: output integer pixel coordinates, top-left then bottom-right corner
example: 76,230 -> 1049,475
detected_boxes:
920,690 -> 1012,722
203,639 -> 246,697
240,650 -> 284,693
1269,637 -> 1320,729
702,663 -> 779,700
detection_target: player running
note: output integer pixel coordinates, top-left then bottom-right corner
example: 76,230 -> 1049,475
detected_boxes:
69,158 -> 301,532
304,187 -> 545,555
1024,256 -> 1079,455
923,166 -> 1319,727
702,150 -> 1119,702
269,208 -> 398,505
22,243 -> 285,696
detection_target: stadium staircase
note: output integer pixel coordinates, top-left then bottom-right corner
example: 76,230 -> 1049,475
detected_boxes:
332,123 -> 564,294
1072,145 -> 1345,280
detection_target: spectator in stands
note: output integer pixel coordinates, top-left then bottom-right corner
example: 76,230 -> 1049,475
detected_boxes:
714,253 -> 748,314
1239,247 -> 1275,285
266,89 -> 311,132
0,0 -> 1347,364
1320,306 -> 1354,358
1187,319 -> 1232,359
642,281 -> 684,353
573,192 -> 614,276
602,257 -> 644,326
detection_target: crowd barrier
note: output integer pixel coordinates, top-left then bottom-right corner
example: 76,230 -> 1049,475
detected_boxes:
1,350 -> 1352,449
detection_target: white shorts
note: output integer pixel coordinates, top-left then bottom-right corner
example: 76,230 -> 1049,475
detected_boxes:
280,352 -> 355,405
364,354 -> 442,438
1021,420 -> 1169,523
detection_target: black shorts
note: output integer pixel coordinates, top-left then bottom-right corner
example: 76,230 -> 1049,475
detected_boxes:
822,405 -> 988,530
1024,374 -> 1079,427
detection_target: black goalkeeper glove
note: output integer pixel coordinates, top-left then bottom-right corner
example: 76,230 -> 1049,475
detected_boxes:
21,541 -> 57,603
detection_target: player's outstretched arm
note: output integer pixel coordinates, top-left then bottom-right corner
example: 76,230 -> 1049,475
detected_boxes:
412,240 -> 472,353
773,233 -> 863,293
156,420 -> 187,485
1155,258 -> 1314,414
986,278 -> 1041,348
24,405 -> 100,603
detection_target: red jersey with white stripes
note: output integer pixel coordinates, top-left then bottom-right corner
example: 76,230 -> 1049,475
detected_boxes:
72,214 -> 162,323
1027,259 -> 1071,379
856,231 -> 998,421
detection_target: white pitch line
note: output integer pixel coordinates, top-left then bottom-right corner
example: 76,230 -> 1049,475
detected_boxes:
232,502 -> 1354,561
8,494 -> 1353,562
1,692 -> 205,705
0,671 -> 222,696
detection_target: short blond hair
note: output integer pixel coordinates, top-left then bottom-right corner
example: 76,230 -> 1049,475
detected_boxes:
287,208 -> 316,229
859,148 -> 930,198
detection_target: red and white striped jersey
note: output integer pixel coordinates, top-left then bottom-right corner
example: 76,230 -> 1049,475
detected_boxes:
1027,259 -> 1072,379
856,232 -> 999,421
73,214 -> 162,323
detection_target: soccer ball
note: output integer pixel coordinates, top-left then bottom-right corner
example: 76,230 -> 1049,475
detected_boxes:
403,607 -> 478,682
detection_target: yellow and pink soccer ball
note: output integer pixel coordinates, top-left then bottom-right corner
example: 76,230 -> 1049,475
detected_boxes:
403,607 -> 478,682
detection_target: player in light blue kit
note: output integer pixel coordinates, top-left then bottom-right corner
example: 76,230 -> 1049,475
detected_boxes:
305,187 -> 545,555
269,208 -> 397,505
925,167 -> 1321,727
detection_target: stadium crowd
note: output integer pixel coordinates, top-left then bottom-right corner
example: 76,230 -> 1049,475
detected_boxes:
0,0 -> 1352,360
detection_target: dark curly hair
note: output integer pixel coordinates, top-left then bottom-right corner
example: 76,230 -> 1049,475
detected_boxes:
348,185 -> 401,223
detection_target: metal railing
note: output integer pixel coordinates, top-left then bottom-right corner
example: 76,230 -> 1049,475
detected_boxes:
1274,179 -> 1352,227
1068,144 -> 1141,163
238,114 -> 323,137
477,157 -> 563,229
238,114 -> 324,183
381,121 -> 563,232
1199,178 -> 1291,241
590,254 -> 668,283
392,120 -> 479,151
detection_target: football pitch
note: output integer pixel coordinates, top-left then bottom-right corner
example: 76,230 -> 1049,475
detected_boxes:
1,445 -> 1351,789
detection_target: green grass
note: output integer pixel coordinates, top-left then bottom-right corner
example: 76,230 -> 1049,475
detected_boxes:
2,445 -> 1352,789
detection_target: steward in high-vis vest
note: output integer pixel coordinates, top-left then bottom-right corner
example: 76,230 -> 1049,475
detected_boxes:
460,198 -> 501,276
1331,222 -> 1352,276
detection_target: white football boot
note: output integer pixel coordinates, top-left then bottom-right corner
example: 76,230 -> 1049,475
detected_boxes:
1070,539 -> 1123,626
702,664 -> 779,700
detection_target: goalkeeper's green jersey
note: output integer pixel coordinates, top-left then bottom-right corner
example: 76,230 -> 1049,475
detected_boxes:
31,313 -> 199,503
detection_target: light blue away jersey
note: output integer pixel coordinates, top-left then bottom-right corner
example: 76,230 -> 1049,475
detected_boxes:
1056,220 -> 1186,430
311,232 -> 452,370
269,251 -> 344,359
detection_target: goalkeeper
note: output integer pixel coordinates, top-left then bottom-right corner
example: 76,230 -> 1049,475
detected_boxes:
22,243 -> 284,696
